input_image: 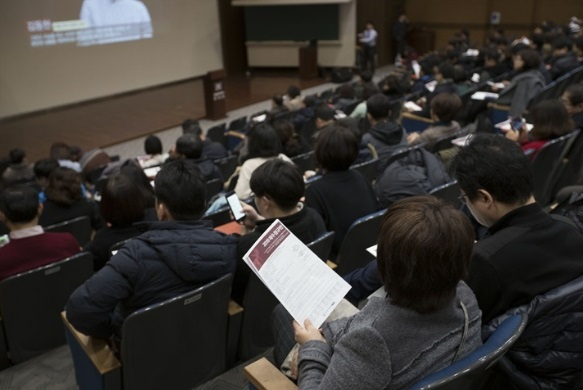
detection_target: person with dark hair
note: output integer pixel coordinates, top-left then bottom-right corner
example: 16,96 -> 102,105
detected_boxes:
362,93 -> 407,159
407,93 -> 463,149
505,99 -> 574,155
546,36 -> 580,80
305,126 -> 377,255
49,142 -> 81,172
450,134 -> 583,324
415,62 -> 460,118
495,49 -> 546,118
2,148 -> 36,188
268,94 -> 289,117
138,135 -> 168,168
33,158 -> 60,196
353,69 -> 377,101
84,173 -> 152,271
231,159 -> 326,304
273,119 -> 309,158
284,85 -> 304,111
0,185 -> 79,281
288,196 -> 481,389
39,167 -> 101,229
561,83 -> 583,128
66,159 -> 238,340
479,48 -> 511,81
181,118 -> 228,161
311,105 -> 336,144
349,81 -> 381,120
393,14 -> 409,62
331,84 -> 357,113
235,123 -> 292,199
337,117 -> 372,164
173,133 -> 223,182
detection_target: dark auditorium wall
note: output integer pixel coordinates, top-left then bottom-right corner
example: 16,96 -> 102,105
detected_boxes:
218,0 -> 248,75
404,0 -> 583,50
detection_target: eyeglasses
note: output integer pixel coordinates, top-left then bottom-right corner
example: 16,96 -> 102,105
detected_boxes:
458,194 -> 468,204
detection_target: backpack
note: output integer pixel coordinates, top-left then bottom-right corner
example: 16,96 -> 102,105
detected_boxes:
375,148 -> 450,208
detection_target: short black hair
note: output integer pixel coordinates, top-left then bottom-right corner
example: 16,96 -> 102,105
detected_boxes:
517,49 -> 541,71
154,159 -> 206,220
0,185 -> 40,224
360,70 -> 373,82
437,62 -> 455,80
175,133 -> 203,159
315,126 -> 358,171
431,93 -> 462,122
49,142 -> 72,160
315,105 -> 335,121
250,159 -> 304,211
100,173 -> 147,227
247,123 -> 282,159
144,135 -> 163,155
8,149 -> 25,164
377,196 -> 474,314
450,134 -> 533,204
272,94 -> 284,106
181,119 -> 202,137
33,158 -> 60,179
566,83 -> 583,106
552,36 -> 573,51
287,85 -> 301,99
483,48 -> 500,62
366,93 -> 391,120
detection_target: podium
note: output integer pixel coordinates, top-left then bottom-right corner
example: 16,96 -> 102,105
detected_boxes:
299,45 -> 318,80
204,69 -> 227,120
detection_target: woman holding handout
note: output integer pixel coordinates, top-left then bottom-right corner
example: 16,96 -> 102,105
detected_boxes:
290,196 -> 482,389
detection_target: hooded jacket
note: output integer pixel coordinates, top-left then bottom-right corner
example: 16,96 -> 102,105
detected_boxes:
362,119 -> 407,159
496,69 -> 546,117
66,220 -> 237,338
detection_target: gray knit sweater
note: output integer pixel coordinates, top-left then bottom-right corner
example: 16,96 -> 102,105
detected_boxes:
297,281 -> 482,389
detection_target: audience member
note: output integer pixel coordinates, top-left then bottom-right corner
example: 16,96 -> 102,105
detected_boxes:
362,94 -> 407,158
353,70 -> 377,100
331,84 -> 357,113
0,185 -> 79,281
495,49 -> 546,118
33,158 -> 60,202
66,159 -> 238,340
547,36 -> 580,80
84,173 -> 151,271
284,85 -> 304,111
268,94 -> 289,117
336,117 -> 373,165
311,105 -> 336,144
505,99 -> 574,156
232,159 -> 326,304
138,135 -> 168,168
182,118 -> 228,161
273,119 -> 309,158
305,126 -> 377,255
174,133 -> 223,182
234,123 -> 293,199
284,196 -> 481,389
2,149 -> 36,188
38,167 -> 101,229
407,93 -> 463,149
293,95 -> 319,131
479,48 -> 511,81
49,142 -> 82,172
561,83 -> 583,128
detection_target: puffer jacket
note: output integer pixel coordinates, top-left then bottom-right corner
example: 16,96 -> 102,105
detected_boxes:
362,119 -> 407,160
482,274 -> 583,390
496,69 -> 546,117
66,220 -> 238,338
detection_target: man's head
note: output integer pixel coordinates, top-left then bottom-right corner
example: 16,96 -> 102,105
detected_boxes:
552,36 -> 573,57
561,83 -> 583,116
287,85 -> 301,99
9,149 -> 26,165
430,93 -> 462,123
175,133 -> 203,160
314,106 -> 335,129
0,185 -> 42,229
49,142 -> 72,161
272,94 -> 284,108
33,158 -> 59,190
315,125 -> 358,172
181,119 -> 203,137
366,93 -> 391,122
483,48 -> 499,67
366,21 -> 374,30
154,159 -> 206,221
249,159 -> 304,217
144,135 -> 163,155
450,134 -> 534,227
434,62 -> 455,83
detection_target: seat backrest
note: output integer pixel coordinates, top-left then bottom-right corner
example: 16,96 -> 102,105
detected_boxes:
351,158 -> 380,185
44,215 -> 93,247
291,151 -> 316,173
427,127 -> 470,154
531,130 -> 580,206
306,231 -> 335,262
121,274 -> 232,390
228,116 -> 248,131
238,273 -> 279,361
429,181 -> 462,208
551,130 -> 583,194
205,178 -> 224,202
202,206 -> 232,228
335,209 -> 386,275
410,313 -> 527,390
0,252 -> 93,363
206,123 -> 227,145
378,144 -> 425,176
214,155 -> 239,180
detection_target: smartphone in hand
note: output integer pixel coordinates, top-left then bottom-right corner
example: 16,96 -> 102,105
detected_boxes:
510,117 -> 524,132
225,191 -> 246,222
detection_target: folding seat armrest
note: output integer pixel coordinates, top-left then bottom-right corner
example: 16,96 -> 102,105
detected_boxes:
487,102 -> 511,111
326,260 -> 337,270
401,111 -> 434,123
244,357 -> 297,390
227,300 -> 244,368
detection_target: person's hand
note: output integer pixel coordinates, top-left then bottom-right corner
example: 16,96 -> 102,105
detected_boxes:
290,348 -> 299,380
293,319 -> 326,345
407,132 -> 420,144
504,129 -> 519,142
505,124 -> 528,143
240,203 -> 263,233
502,80 -> 510,86
417,97 -> 427,107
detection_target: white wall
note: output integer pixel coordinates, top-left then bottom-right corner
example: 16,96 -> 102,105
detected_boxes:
0,0 -> 224,119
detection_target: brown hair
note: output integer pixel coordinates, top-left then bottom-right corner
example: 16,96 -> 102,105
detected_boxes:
45,167 -> 82,206
529,99 -> 574,141
431,93 -> 462,123
376,196 -> 474,313
315,126 -> 358,171
100,173 -> 147,227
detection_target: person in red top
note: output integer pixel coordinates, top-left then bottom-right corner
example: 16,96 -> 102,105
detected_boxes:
505,99 -> 575,157
0,185 -> 79,281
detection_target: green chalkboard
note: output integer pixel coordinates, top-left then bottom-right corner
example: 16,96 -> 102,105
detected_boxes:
244,4 -> 339,41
